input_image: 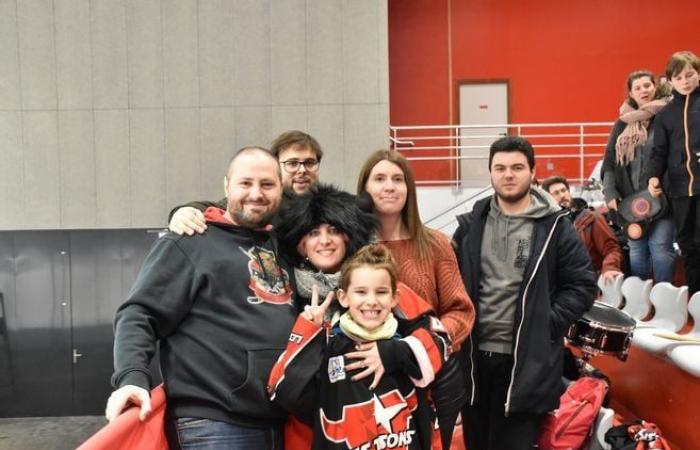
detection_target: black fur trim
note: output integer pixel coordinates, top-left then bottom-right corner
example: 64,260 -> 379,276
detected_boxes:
274,183 -> 378,265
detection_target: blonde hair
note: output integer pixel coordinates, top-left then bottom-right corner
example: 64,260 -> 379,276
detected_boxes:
340,244 -> 397,294
356,150 -> 436,259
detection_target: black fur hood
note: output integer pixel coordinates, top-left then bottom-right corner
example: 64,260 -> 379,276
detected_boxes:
274,183 -> 378,266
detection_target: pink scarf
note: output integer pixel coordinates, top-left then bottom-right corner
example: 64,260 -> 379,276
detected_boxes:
615,96 -> 671,165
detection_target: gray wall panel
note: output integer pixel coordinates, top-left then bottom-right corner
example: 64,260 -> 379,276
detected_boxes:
17,0 -> 57,110
233,0 -> 271,106
271,106 -> 308,138
271,0 -> 307,105
125,0 -> 163,109
342,0 -> 379,104
130,109 -> 166,227
54,0 -> 92,110
343,104 -> 389,188
200,107 -> 235,200
163,0 -> 199,108
235,106 -> 271,150
22,112 -> 60,229
309,105 -> 344,185
59,110 -> 96,228
306,0 -> 343,105
165,108 -> 201,210
91,0 -> 128,109
198,0 -> 235,107
0,112 -> 23,229
1,0 -> 389,229
95,110 -> 131,227
0,0 -> 21,110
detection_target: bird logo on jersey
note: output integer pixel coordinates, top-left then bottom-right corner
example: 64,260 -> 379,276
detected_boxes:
320,389 -> 418,449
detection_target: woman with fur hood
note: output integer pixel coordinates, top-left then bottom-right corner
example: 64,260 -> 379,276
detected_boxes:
271,183 -> 465,449
602,70 -> 675,282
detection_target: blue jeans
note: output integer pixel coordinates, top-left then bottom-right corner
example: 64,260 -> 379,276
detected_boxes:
166,417 -> 283,450
628,217 -> 675,282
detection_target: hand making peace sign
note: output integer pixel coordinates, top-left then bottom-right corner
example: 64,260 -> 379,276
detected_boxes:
303,285 -> 335,327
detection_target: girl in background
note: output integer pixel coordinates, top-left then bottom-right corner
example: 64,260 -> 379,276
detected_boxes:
602,70 -> 675,282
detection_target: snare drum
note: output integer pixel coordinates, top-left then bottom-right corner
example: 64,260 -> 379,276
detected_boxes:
566,301 -> 636,361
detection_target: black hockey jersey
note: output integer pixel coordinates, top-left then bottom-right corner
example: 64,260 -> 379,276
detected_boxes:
268,283 -> 452,450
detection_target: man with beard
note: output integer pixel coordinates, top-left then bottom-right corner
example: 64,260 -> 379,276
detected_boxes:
169,130 -> 324,235
105,147 -> 296,450
542,176 -> 623,283
452,137 -> 596,450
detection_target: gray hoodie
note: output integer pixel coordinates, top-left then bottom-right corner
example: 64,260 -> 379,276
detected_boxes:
477,187 -> 561,353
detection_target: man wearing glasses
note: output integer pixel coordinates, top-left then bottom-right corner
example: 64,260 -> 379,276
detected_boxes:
169,130 -> 323,235
272,130 -> 323,194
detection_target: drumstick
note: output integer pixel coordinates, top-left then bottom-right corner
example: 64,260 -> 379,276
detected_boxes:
653,331 -> 700,343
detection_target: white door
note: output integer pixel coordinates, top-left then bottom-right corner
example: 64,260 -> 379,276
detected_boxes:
458,83 -> 508,187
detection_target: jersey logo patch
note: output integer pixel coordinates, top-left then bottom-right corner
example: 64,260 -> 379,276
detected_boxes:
328,355 -> 346,383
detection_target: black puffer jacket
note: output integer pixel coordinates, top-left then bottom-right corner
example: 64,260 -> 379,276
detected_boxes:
452,197 -> 596,415
645,88 -> 700,198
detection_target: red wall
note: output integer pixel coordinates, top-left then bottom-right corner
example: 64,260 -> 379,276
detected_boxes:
389,0 -> 700,181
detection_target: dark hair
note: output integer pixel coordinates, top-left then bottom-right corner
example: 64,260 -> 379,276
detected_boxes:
665,51 -> 700,79
226,146 -> 279,179
271,130 -> 323,162
340,244 -> 397,294
488,136 -> 535,170
356,150 -> 436,259
625,70 -> 656,109
541,176 -> 570,193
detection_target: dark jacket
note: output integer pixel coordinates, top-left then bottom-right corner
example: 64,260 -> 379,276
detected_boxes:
645,88 -> 700,198
112,211 -> 297,428
453,196 -> 596,415
603,119 -> 664,201
573,208 -> 623,274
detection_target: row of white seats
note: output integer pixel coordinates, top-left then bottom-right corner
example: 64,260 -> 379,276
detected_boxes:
597,274 -> 700,378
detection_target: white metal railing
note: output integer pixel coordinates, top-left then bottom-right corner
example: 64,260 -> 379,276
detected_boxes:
390,122 -> 614,186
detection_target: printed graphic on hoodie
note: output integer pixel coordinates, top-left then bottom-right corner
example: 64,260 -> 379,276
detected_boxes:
240,246 -> 293,305
514,238 -> 531,271
320,389 -> 418,450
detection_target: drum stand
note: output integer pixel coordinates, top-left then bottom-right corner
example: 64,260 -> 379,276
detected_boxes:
576,351 -> 598,376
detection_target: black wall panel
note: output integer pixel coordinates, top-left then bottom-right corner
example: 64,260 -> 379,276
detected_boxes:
0,229 -> 158,417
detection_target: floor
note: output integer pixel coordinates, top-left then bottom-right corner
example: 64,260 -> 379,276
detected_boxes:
0,416 -> 106,450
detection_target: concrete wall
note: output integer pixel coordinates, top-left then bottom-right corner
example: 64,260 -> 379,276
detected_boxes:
0,0 -> 389,229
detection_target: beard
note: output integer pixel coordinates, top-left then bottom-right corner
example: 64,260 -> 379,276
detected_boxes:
228,202 -> 277,229
494,182 -> 530,204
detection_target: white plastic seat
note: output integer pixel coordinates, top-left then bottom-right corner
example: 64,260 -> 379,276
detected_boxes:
597,273 -> 624,308
588,406 -> 614,450
633,283 -> 688,353
667,292 -> 700,378
641,283 -> 688,331
620,276 -> 652,321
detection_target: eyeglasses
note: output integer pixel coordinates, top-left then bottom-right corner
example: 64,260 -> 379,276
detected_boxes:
279,159 -> 320,173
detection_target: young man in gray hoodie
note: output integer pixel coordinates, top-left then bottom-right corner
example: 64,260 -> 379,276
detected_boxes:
452,137 -> 596,450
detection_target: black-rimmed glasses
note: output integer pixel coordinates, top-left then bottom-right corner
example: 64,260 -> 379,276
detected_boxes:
279,159 -> 320,173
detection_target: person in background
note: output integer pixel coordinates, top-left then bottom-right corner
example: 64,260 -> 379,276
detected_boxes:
169,130 -> 323,235
542,176 -> 624,283
646,50 -> 700,295
600,69 -> 674,282
106,147 -> 294,450
453,137 -> 596,450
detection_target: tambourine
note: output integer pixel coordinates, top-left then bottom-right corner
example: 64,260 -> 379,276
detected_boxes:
617,190 -> 667,240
